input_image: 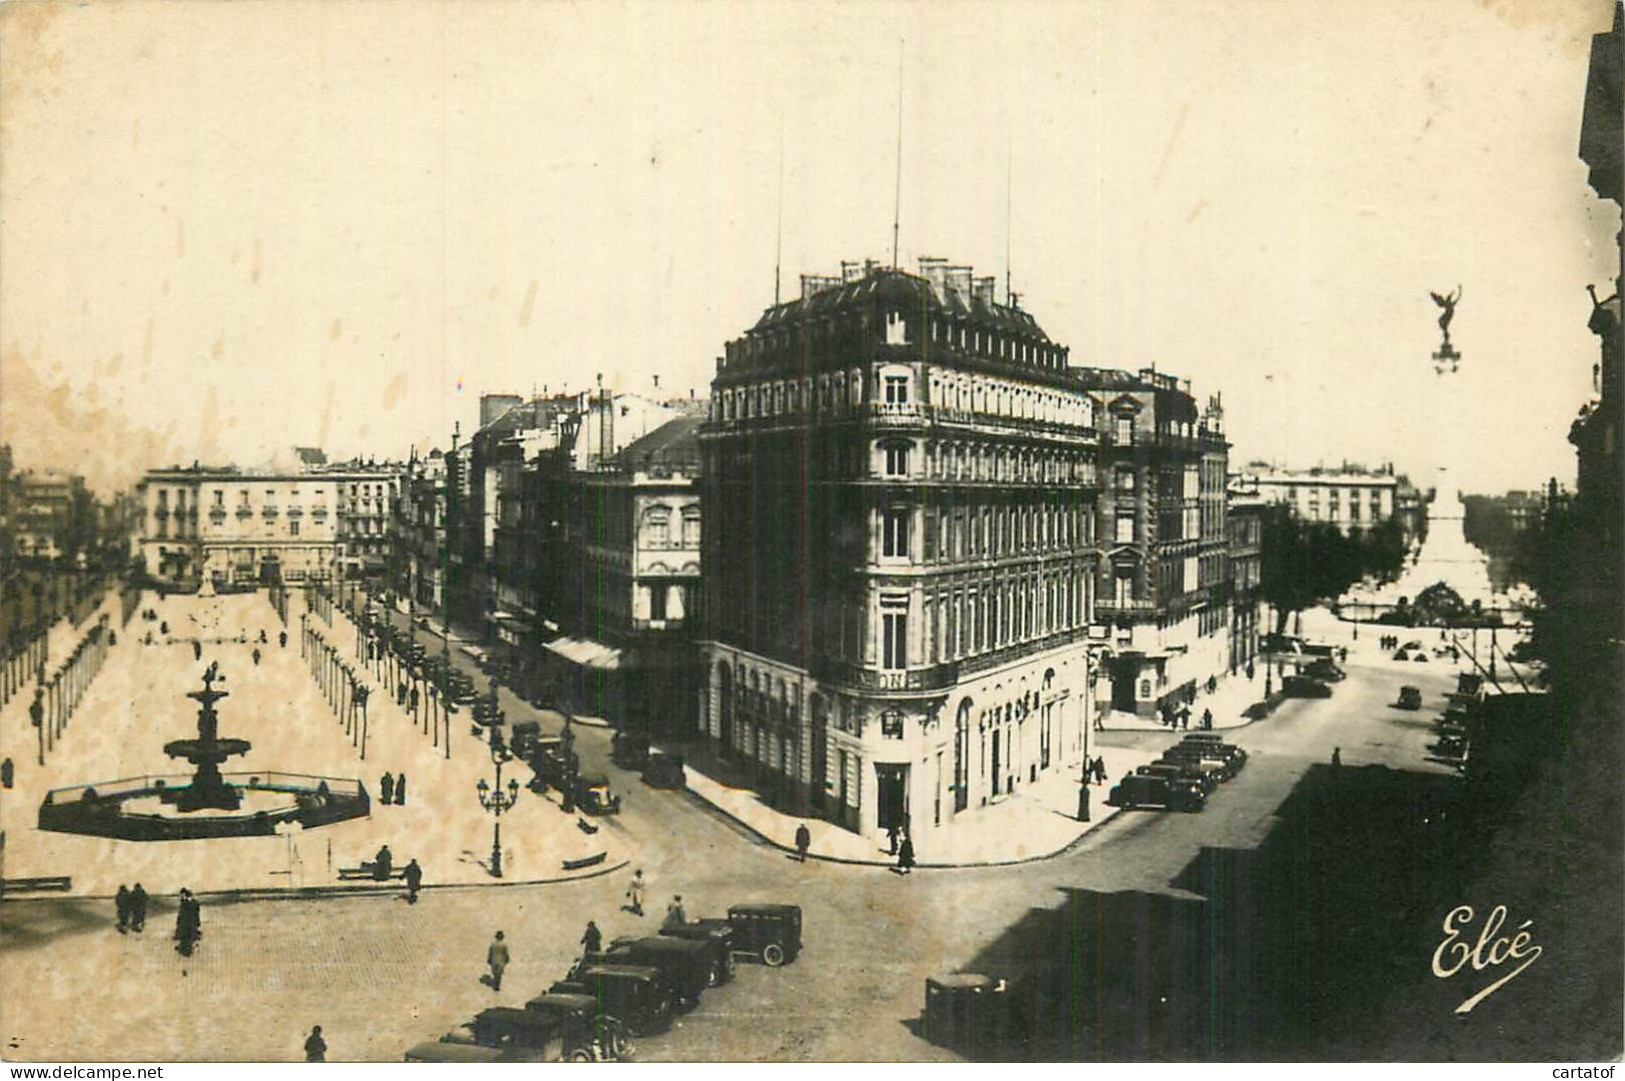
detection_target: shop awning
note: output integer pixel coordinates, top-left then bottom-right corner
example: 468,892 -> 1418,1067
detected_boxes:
543,635 -> 622,671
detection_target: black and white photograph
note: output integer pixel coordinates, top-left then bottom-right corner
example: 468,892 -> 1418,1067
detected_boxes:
0,0 -> 1620,1066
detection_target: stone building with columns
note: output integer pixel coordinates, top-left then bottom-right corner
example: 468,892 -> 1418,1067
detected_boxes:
698,258 -> 1103,848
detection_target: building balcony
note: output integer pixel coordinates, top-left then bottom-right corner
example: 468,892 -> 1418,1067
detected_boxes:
808,657 -> 959,694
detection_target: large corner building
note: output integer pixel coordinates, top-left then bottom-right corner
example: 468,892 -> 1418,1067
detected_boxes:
698,259 -> 1104,847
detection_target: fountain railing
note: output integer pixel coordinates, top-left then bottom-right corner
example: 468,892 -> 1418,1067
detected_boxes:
43,771 -> 366,805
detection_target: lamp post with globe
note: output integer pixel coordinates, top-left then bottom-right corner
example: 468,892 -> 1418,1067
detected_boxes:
476,729 -> 520,878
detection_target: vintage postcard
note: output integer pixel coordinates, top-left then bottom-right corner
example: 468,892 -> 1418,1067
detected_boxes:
0,0 -> 1620,1066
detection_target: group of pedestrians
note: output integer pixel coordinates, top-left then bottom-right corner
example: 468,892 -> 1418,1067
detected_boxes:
113,883 -> 149,933
113,884 -> 203,955
377,771 -> 409,806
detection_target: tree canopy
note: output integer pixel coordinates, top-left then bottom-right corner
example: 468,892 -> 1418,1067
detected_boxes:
1259,506 -> 1410,632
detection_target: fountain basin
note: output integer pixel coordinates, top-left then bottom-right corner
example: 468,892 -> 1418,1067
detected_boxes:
37,771 -> 371,841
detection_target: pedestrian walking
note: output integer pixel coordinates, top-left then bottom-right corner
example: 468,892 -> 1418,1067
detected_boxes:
108,630 -> 116,647
581,920 -> 602,956
1246,661 -> 1256,681
1202,708 -> 1213,730
116,884 -> 131,933
373,845 -> 393,881
409,686 -> 419,715
403,859 -> 422,904
130,883 -> 147,931
192,641 -> 202,661
252,647 -> 262,667
1094,756 -> 1108,784
379,772 -> 394,805
279,630 -> 288,649
886,823 -> 901,856
794,822 -> 811,862
1,756 -> 13,788
1077,782 -> 1092,822
1331,747 -> 1342,768
259,628 -> 269,644
625,869 -> 646,916
393,774 -> 406,806
486,931 -> 510,991
896,832 -> 916,874
664,895 -> 687,929
303,1026 -> 327,1062
175,889 -> 200,956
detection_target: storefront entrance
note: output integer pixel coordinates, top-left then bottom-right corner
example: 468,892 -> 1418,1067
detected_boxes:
876,764 -> 908,835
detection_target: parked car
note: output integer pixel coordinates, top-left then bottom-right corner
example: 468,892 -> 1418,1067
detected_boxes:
724,903 -> 803,967
642,752 -> 686,790
525,736 -> 580,792
1178,737 -> 1247,772
1402,640 -> 1424,652
1393,649 -> 1412,661
1107,772 -> 1205,812
922,973 -> 1019,1050
573,772 -> 622,816
1136,763 -> 1217,795
612,731 -> 651,770
1430,735 -> 1467,758
1157,748 -> 1231,784
402,1002 -> 622,1063
554,964 -> 673,1037
1397,685 -> 1423,710
1412,652 -> 1430,663
601,936 -> 714,1007
1281,675 -> 1333,699
659,920 -> 738,984
1303,658 -> 1346,682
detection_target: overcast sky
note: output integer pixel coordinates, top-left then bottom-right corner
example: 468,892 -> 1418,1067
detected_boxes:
1,0 -> 1617,497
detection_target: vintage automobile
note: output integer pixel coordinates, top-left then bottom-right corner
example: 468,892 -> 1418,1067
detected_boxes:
402,1000 -> 625,1063
1412,652 -> 1430,663
525,736 -> 581,793
509,719 -> 543,759
659,920 -> 738,984
1303,657 -> 1346,682
725,903 -> 803,967
1136,762 -> 1217,795
572,772 -> 622,816
1107,772 -> 1205,813
1156,749 -> 1229,786
1281,675 -> 1334,699
1397,685 -> 1423,710
642,752 -> 686,790
922,973 -> 1015,1051
1176,737 -> 1247,773
553,964 -> 673,1037
611,731 -> 652,770
1430,734 -> 1468,759
600,936 -> 715,1006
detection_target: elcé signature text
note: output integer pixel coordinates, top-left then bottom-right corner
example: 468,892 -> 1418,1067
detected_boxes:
1431,903 -> 1542,1014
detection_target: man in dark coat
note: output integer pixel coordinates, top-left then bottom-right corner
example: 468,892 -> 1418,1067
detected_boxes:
379,772 -> 394,804
794,822 -> 811,862
1,756 -> 13,788
393,774 -> 406,806
581,920 -> 602,956
116,884 -> 131,933
279,630 -> 288,649
403,859 -> 422,904
373,845 -> 393,881
193,641 -> 202,661
130,883 -> 148,932
896,833 -> 916,874
486,931 -> 510,991
304,1026 -> 327,1062
1077,782 -> 1092,822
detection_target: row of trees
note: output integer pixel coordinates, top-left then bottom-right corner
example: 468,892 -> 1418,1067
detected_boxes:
1258,506 -> 1410,633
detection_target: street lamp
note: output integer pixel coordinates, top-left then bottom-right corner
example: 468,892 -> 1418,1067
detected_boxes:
476,733 -> 521,878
